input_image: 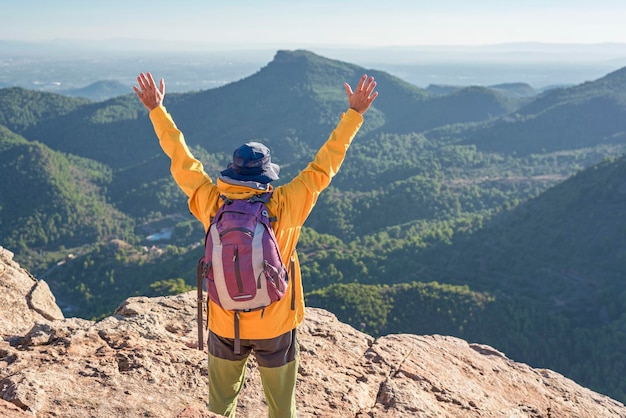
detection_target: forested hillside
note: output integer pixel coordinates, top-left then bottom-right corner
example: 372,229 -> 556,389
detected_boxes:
1,49 -> 626,402
458,66 -> 626,154
0,125 -> 134,267
0,88 -> 90,131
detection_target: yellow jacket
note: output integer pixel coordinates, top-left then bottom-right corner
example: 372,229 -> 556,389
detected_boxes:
149,105 -> 363,339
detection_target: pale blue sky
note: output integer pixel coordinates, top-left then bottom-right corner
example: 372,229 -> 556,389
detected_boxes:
3,0 -> 626,47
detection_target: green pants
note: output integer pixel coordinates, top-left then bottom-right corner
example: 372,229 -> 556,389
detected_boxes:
207,329 -> 299,418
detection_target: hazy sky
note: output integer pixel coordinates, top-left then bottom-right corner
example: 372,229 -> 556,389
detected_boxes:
3,0 -> 626,48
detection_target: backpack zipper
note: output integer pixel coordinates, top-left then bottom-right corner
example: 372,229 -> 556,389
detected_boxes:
233,247 -> 244,293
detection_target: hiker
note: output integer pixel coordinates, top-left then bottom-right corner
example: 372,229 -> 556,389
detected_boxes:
133,71 -> 378,417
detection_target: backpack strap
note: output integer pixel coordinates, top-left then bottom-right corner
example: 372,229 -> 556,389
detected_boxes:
220,195 -> 233,205
234,312 -> 241,355
196,257 -> 206,351
290,254 -> 296,310
248,191 -> 272,203
248,192 -> 277,222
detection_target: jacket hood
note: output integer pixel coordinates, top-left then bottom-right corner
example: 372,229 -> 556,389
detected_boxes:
216,176 -> 274,200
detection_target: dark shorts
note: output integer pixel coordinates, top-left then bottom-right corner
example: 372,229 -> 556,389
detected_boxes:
208,328 -> 298,368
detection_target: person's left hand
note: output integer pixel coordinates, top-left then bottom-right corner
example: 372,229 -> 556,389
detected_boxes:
133,72 -> 165,111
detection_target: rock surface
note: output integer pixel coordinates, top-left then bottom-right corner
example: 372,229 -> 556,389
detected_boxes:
0,247 -> 64,338
1,246 -> 626,418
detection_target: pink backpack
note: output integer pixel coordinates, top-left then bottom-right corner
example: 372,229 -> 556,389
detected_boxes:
196,192 -> 288,353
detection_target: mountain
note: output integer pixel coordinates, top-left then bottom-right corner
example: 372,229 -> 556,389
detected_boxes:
19,94 -> 153,169
151,49 -> 430,160
2,247 -> 625,418
427,82 -> 539,98
6,49 -> 611,177
60,80 -> 131,101
0,125 -> 133,267
416,86 -> 519,127
490,82 -> 540,98
0,87 -> 90,132
166,49 -> 521,155
1,50 -> 526,171
458,67 -> 626,154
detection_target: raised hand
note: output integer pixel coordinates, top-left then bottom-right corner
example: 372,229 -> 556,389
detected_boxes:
344,74 -> 378,115
133,72 -> 165,111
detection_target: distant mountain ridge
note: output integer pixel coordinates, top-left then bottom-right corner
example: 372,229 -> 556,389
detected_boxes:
427,82 -> 540,98
0,50 -> 530,170
457,65 -> 626,154
60,80 -> 130,101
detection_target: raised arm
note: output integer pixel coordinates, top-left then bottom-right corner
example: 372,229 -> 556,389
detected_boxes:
276,74 -> 378,225
132,71 -> 218,227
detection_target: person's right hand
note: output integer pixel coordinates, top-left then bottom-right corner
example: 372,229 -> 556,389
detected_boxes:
133,72 -> 165,111
344,74 -> 378,115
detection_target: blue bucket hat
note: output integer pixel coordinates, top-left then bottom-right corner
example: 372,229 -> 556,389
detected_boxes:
220,141 -> 280,184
